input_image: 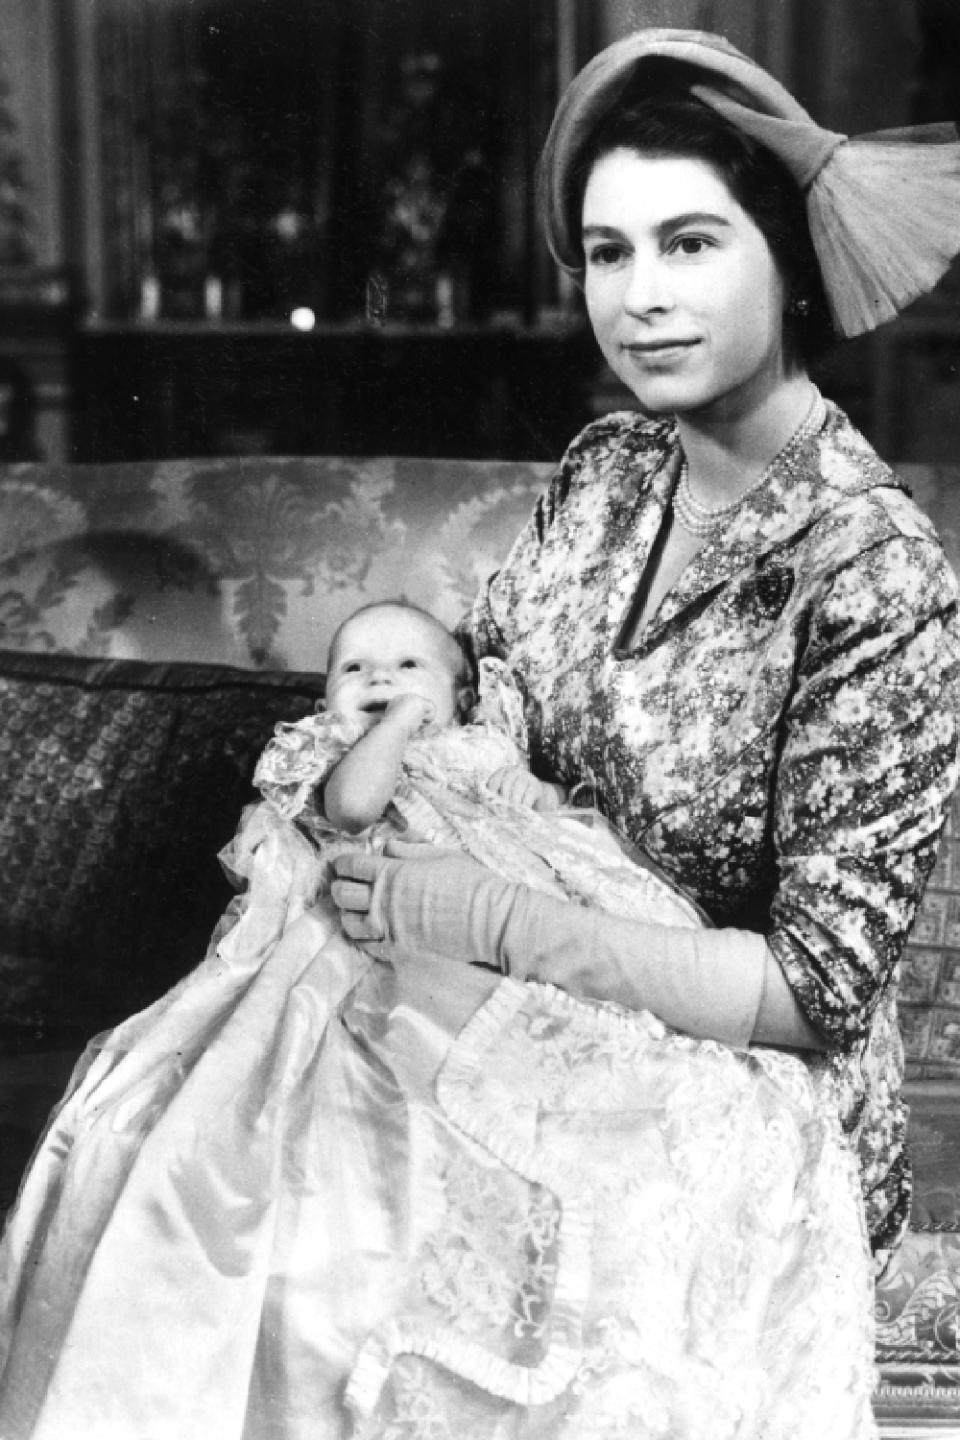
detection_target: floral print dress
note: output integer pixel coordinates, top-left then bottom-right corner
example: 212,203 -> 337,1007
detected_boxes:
463,398 -> 960,1259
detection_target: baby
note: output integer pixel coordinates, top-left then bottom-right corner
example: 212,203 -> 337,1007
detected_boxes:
320,599 -> 565,833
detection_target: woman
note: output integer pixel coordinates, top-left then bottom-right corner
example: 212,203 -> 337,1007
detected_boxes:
331,24 -> 960,1437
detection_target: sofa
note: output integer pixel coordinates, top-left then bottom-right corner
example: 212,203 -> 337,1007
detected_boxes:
0,452 -> 958,1434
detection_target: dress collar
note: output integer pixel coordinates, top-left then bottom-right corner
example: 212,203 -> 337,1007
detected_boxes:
619,401 -> 909,653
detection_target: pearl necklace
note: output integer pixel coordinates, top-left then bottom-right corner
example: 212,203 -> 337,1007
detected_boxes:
672,389 -> 827,541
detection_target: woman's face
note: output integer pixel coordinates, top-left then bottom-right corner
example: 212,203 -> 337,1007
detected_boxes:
581,148 -> 792,420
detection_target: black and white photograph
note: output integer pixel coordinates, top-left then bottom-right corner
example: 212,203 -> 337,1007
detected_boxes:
1,3 -> 960,1436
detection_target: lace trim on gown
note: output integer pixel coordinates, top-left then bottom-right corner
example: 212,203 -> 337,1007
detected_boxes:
345,975 -> 878,1437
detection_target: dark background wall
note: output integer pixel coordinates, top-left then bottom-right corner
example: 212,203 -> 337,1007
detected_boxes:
2,0 -> 959,465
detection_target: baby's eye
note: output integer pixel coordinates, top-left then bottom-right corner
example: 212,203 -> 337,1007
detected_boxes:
342,662 -> 361,673
400,659 -> 419,670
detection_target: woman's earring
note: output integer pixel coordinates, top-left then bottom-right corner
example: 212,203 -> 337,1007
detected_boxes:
788,294 -> 811,319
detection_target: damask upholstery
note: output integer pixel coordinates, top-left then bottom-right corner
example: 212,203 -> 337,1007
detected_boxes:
0,456 -> 552,670
0,649 -> 325,1050
0,453 -> 958,1429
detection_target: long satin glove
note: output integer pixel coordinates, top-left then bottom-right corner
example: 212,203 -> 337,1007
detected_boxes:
332,849 -> 771,1049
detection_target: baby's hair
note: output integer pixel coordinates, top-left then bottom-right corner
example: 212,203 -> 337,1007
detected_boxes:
327,599 -> 475,688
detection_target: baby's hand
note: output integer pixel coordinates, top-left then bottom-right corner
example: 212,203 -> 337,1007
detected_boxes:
487,766 -> 564,812
383,693 -> 436,734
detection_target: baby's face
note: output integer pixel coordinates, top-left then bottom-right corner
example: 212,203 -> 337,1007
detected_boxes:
326,608 -> 462,728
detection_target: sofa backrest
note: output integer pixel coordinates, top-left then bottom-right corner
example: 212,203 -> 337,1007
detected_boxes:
0,456 -> 554,671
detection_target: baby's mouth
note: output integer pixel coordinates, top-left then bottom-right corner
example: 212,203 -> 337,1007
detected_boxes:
361,699 -> 389,716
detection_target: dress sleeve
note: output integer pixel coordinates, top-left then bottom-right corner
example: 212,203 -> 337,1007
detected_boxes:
457,498 -> 549,663
471,657 -> 529,754
253,710 -> 366,822
458,415 -> 637,664
768,533 -> 960,1049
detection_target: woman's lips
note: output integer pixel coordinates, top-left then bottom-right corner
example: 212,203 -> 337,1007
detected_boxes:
622,338 -> 700,361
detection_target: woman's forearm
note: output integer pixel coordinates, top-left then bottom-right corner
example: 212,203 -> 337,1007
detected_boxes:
331,851 -> 828,1050
752,952 -> 826,1049
503,897 -> 825,1049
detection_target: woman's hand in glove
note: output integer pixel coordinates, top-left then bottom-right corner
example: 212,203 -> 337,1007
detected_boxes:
330,843 -> 515,968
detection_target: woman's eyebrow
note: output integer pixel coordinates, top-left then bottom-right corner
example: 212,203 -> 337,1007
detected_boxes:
581,224 -> 625,240
582,212 -> 733,242
656,211 -> 733,240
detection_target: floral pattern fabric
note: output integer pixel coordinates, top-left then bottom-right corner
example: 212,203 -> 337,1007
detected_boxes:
464,401 -> 960,1255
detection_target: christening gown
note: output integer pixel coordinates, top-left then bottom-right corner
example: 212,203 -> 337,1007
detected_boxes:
0,662 -> 879,1440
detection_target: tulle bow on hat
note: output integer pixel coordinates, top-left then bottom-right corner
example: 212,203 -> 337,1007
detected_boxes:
539,27 -> 960,337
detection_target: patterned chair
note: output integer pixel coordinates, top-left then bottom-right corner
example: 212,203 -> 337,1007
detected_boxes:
0,453 -> 957,1433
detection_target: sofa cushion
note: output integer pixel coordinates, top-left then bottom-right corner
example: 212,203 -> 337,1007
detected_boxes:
901,786 -> 960,1079
0,648 -> 324,1051
874,1082 -> 960,1424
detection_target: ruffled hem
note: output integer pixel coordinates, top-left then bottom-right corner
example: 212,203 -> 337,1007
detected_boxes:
345,976 -> 840,1420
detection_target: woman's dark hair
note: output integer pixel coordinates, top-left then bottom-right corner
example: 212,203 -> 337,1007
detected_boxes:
563,64 -> 836,365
